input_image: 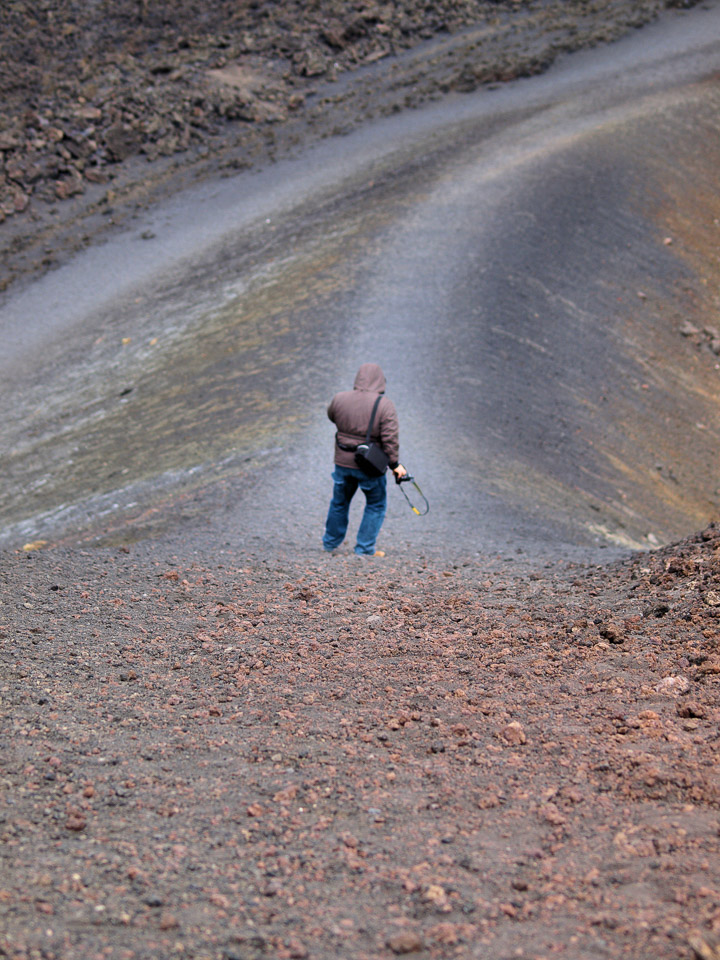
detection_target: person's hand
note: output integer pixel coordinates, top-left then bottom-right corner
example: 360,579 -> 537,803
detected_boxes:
393,464 -> 408,481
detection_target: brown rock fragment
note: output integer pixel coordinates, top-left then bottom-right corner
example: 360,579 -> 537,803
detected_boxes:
676,701 -> 706,719
64,813 -> 86,831
104,122 -> 141,161
54,171 -> 84,199
500,721 -> 526,745
689,930 -> 720,960
539,802 -> 566,826
597,620 -> 624,643
387,931 -> 424,955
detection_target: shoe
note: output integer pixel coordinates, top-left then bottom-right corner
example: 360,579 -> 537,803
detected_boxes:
373,550 -> 385,558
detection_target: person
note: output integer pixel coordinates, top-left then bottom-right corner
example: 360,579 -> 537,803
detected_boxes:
323,363 -> 406,556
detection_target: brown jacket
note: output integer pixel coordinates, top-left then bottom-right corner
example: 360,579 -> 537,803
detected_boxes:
328,363 -> 400,469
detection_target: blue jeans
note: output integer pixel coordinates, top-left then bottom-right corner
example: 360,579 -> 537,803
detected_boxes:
323,466 -> 387,555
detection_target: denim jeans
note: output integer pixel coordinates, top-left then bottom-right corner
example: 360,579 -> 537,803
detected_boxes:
323,465 -> 387,555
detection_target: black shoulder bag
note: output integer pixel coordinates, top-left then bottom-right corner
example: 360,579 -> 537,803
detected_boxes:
354,395 -> 389,477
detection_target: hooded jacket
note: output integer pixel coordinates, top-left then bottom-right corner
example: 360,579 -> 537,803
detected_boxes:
328,363 -> 400,470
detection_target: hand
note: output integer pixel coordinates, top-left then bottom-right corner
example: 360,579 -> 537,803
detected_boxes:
393,464 -> 408,481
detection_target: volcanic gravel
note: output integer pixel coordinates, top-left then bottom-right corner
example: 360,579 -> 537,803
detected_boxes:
1,525 -> 719,960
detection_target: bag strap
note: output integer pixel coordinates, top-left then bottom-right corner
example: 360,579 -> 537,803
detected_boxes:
364,394 -> 383,444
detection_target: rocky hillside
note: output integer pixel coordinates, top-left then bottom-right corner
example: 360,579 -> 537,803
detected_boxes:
0,0 -> 695,234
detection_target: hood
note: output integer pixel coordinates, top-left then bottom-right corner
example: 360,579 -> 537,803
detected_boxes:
353,363 -> 386,393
